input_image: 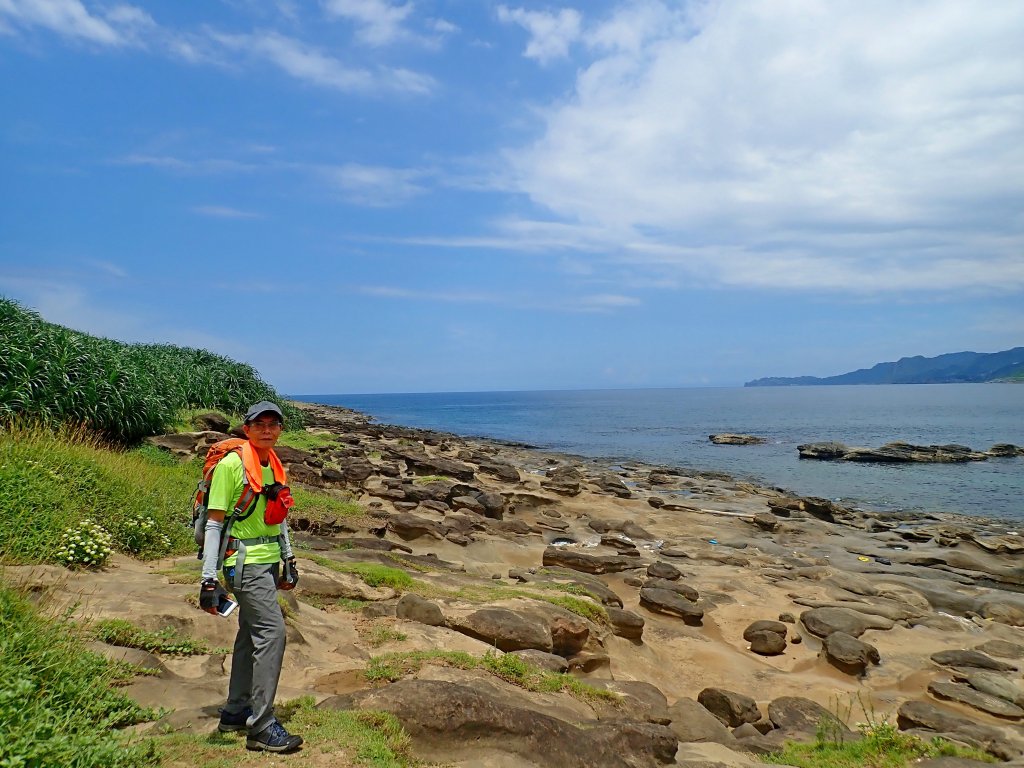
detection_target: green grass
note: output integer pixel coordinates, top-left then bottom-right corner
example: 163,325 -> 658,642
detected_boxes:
0,296 -> 300,443
0,585 -> 159,768
365,650 -> 619,705
276,429 -> 346,452
93,618 -> 214,656
309,555 -> 415,590
760,720 -> 997,767
291,486 -> 366,520
411,580 -> 609,625
411,475 -> 452,485
0,426 -> 196,564
153,696 -> 414,767
364,626 -> 409,647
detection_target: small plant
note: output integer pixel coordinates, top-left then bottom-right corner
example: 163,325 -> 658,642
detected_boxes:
761,694 -> 997,767
93,618 -> 212,656
309,555 -> 414,590
365,626 -> 408,647
412,475 -> 453,485
116,513 -> 173,558
365,650 -> 620,705
55,519 -> 114,568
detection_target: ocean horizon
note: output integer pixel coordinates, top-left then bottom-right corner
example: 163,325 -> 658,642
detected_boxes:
295,384 -> 1024,525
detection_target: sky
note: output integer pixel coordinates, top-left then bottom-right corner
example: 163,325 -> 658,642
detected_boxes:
1,0 -> 1022,395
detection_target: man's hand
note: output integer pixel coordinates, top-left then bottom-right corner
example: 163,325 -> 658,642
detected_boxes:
278,557 -> 299,591
200,578 -> 226,614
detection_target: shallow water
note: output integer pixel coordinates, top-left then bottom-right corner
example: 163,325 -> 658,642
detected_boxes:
296,384 -> 1024,523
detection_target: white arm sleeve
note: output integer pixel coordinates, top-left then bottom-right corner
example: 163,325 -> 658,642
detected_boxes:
280,519 -> 294,560
201,518 -> 223,581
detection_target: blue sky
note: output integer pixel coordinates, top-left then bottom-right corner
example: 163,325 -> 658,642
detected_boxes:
1,0 -> 1022,394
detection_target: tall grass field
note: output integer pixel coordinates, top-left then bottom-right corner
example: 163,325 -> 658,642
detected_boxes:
0,297 -> 299,443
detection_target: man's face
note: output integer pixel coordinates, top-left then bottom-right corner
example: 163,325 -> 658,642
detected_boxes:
243,415 -> 283,451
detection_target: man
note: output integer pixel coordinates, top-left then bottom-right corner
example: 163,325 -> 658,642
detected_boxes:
199,400 -> 303,753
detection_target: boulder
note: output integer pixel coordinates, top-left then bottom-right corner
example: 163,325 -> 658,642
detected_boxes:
507,649 -> 568,674
191,411 -> 230,432
395,594 -> 445,627
387,513 -> 443,541
476,460 -> 520,482
897,700 -> 1022,760
542,547 -> 641,575
607,607 -> 645,640
767,696 -> 854,740
709,434 -> 765,445
975,640 -> 1024,659
960,671 -> 1024,708
927,680 -> 1024,719
930,649 -> 1018,673
643,579 -> 699,602
550,615 -> 590,657
596,474 -> 632,498
747,630 -> 786,656
751,512 -> 779,531
666,698 -> 738,746
320,679 -> 678,767
295,564 -> 397,602
822,632 -> 880,676
647,561 -> 682,581
742,620 -> 788,642
446,608 -> 552,653
543,466 -> 583,496
797,442 -> 849,460
697,688 -> 761,728
639,588 -> 704,625
800,607 -> 894,638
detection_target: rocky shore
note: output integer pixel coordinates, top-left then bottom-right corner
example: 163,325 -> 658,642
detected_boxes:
8,401 -> 1024,767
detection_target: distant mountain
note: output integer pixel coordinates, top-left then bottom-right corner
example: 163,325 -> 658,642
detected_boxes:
745,347 -> 1024,387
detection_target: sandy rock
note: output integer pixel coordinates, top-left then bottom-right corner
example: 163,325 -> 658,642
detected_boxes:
322,679 -> 678,767
666,698 -> 738,746
697,688 -> 761,728
507,649 -> 569,673
543,466 -> 583,496
931,649 -> 1018,673
767,696 -> 853,740
542,547 -> 641,575
607,607 -> 645,640
296,563 -> 397,601
822,631 -> 880,676
639,588 -> 704,625
747,630 -> 786,656
446,608 -> 552,653
974,640 -> 1024,659
396,594 -> 445,626
647,561 -> 682,581
672,742 -> 773,767
928,680 -> 1024,719
898,700 -> 1023,760
643,579 -> 700,602
960,671 -> 1024,708
709,434 -> 765,445
387,513 -> 444,540
800,606 -> 894,638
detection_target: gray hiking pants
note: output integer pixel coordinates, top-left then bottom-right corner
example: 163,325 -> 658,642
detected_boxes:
224,562 -> 285,736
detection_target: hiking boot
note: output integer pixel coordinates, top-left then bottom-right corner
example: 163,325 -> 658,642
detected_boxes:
246,721 -> 303,753
218,706 -> 252,733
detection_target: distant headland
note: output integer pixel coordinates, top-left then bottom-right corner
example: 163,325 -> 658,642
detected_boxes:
745,347 -> 1024,387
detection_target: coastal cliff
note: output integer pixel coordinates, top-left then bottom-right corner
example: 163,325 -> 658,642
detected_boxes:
6,401 -> 1023,767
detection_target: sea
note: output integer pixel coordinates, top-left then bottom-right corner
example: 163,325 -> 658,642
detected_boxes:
295,384 -> 1024,525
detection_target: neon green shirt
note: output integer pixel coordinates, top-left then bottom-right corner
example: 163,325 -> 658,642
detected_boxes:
207,451 -> 281,566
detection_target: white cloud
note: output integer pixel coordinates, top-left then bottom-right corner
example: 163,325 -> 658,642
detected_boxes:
211,30 -> 434,94
325,163 -> 428,206
497,4 -> 582,64
502,0 -> 1024,293
322,0 -> 413,46
0,0 -> 143,46
192,205 -> 261,219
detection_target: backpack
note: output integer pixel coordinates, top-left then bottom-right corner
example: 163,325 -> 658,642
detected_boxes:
191,438 -> 261,553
